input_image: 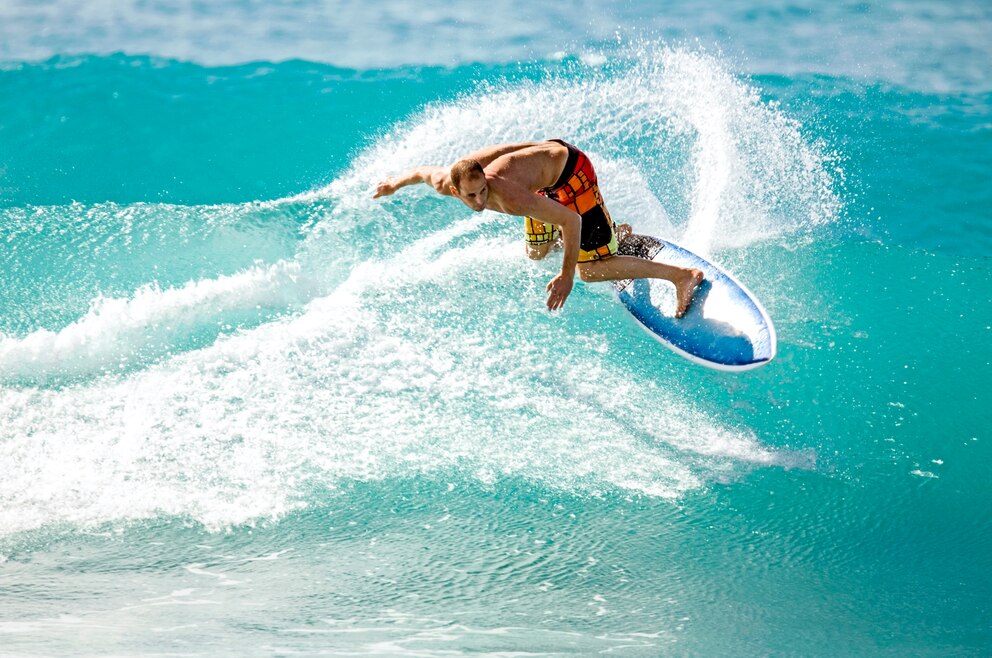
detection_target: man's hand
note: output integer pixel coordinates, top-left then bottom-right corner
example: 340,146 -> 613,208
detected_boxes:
546,273 -> 574,311
373,177 -> 398,198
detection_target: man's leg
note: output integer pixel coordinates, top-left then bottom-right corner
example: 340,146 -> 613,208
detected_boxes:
527,242 -> 554,260
577,255 -> 703,318
524,217 -> 559,261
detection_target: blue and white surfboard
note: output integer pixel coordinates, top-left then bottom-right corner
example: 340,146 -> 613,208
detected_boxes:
612,235 -> 776,371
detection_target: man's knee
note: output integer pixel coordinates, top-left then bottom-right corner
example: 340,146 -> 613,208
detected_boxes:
526,243 -> 551,260
576,261 -> 597,282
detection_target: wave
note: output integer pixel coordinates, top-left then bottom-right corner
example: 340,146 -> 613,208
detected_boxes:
0,46 -> 831,538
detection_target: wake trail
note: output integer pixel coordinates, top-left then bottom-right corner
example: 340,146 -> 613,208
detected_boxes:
1,44 -> 834,537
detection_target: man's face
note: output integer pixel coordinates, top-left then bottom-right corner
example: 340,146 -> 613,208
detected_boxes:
454,174 -> 488,212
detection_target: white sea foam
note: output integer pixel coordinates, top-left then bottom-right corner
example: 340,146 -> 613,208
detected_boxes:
0,260 -> 313,384
0,47 -> 825,538
0,218 -> 809,537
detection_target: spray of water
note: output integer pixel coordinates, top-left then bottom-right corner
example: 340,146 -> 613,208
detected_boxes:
0,45 -> 835,537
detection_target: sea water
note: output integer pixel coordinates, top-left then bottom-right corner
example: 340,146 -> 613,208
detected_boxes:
1,1 -> 990,655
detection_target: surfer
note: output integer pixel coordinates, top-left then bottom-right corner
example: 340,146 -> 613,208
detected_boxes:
373,140 -> 703,316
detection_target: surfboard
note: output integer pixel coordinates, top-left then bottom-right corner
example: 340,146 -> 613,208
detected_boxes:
612,234 -> 776,371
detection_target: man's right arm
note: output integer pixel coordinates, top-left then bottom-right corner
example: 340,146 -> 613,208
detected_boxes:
373,166 -> 451,198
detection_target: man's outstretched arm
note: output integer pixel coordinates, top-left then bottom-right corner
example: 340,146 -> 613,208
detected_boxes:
373,166 -> 451,198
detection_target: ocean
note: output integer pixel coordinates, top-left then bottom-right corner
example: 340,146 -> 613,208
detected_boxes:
1,1 -> 990,655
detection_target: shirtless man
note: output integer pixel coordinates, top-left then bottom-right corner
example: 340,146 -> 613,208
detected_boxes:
373,139 -> 703,316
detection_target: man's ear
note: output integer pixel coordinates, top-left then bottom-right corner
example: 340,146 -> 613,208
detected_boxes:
449,186 -> 459,196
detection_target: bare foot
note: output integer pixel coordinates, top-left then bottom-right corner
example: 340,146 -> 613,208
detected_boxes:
616,223 -> 633,241
675,268 -> 704,318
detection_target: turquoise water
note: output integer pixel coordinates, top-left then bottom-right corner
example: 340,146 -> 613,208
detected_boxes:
2,3 -> 991,655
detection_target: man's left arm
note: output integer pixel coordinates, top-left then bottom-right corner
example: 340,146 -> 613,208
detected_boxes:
501,183 -> 582,311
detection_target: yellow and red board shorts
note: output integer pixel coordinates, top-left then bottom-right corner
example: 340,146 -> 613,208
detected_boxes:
524,139 -> 618,263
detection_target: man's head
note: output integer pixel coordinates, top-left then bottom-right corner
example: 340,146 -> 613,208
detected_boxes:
450,159 -> 487,211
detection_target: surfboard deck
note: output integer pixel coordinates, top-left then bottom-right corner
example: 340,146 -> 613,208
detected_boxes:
612,234 -> 776,371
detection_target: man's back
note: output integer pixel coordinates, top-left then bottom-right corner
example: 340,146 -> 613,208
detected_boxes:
484,141 -> 570,192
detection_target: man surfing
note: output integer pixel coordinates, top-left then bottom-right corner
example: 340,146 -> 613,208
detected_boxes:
373,139 -> 703,316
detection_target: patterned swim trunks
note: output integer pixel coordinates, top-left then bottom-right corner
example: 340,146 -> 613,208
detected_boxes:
524,139 -> 618,262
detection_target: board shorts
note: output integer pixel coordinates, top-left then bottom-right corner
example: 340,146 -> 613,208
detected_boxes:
523,139 -> 618,262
